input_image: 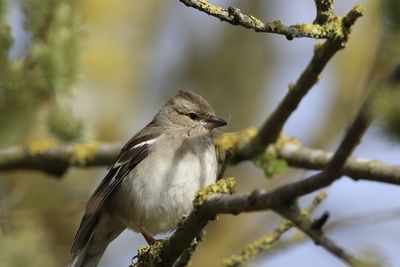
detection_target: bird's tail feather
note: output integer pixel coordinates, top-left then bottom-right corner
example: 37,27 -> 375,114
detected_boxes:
68,219 -> 124,267
69,244 -> 105,267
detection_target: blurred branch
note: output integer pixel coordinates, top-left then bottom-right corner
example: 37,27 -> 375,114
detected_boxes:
179,0 -> 362,40
231,6 -> 363,163
222,192 -> 327,267
0,142 -> 119,176
273,204 -> 364,265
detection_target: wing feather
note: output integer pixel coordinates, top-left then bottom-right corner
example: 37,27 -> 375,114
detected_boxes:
71,125 -> 161,255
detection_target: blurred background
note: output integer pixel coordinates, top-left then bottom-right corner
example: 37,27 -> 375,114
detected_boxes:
0,0 -> 400,266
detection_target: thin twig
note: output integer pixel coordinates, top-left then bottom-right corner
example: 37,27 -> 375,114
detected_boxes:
179,0 -> 353,40
222,192 -> 327,267
274,205 -> 364,265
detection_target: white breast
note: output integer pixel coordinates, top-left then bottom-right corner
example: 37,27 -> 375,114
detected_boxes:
111,132 -> 217,234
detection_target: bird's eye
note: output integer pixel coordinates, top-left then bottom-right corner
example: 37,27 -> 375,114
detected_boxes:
188,112 -> 197,120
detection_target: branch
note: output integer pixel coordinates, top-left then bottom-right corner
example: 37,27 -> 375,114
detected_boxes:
268,100 -> 372,202
314,0 -> 334,24
179,0 -> 360,40
222,192 -> 327,267
3,136 -> 400,186
278,142 -> 400,185
231,6 -> 363,163
273,204 -> 364,265
0,142 -> 120,176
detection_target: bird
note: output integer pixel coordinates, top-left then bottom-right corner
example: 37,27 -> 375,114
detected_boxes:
69,90 -> 227,267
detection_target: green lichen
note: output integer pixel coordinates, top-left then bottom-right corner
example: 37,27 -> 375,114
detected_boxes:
253,135 -> 289,178
193,177 -> 236,207
294,23 -> 330,39
264,20 -> 286,33
131,240 -> 166,267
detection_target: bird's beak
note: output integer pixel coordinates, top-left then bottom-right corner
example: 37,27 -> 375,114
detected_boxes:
205,115 -> 227,129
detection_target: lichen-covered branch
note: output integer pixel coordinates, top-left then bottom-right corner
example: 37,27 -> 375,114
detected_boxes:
231,6 -> 363,163
222,192 -> 327,267
179,0 -> 361,40
0,141 -> 120,176
3,128 -> 400,187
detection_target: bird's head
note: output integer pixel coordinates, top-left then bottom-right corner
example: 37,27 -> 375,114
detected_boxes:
155,90 -> 227,132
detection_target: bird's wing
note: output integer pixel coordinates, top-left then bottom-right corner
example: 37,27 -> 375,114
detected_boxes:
71,125 -> 161,255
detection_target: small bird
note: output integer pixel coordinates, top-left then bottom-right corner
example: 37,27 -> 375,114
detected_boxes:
69,90 -> 227,267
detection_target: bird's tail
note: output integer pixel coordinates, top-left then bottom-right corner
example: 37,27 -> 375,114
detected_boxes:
69,243 -> 105,267
68,217 -> 125,267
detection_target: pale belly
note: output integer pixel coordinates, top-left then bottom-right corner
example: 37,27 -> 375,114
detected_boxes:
109,137 -> 217,234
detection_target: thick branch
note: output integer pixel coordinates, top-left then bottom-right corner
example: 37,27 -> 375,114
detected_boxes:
3,138 -> 400,186
0,143 -> 120,176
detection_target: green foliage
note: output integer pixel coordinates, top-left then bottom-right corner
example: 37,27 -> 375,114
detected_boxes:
0,0 -> 83,143
25,1 -> 82,95
47,106 -> 83,141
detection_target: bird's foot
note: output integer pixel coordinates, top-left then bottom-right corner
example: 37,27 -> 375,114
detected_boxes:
140,225 -> 158,245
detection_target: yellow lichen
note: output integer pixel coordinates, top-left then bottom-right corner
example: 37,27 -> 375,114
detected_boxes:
132,240 -> 166,267
214,127 -> 258,152
193,177 -> 236,207
27,138 -> 58,155
352,4 -> 365,16
222,219 -> 293,267
249,15 -> 263,28
69,142 -> 99,166
222,192 -> 327,267
199,0 -> 223,15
